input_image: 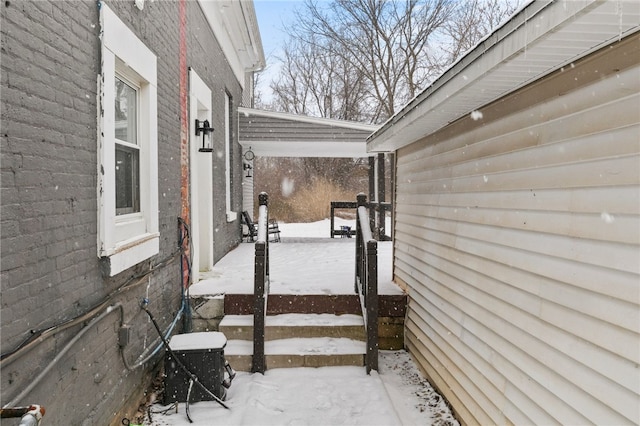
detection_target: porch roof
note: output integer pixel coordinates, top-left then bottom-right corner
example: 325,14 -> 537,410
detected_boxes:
367,0 -> 640,152
238,107 -> 378,158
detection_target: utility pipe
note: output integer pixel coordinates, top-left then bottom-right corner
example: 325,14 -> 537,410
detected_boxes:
3,304 -> 122,408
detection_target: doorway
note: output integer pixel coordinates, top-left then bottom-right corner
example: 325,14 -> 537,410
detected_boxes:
189,68 -> 214,281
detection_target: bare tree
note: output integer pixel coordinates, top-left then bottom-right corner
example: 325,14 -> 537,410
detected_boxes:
301,157 -> 368,186
270,37 -> 372,121
269,39 -> 314,115
261,0 -> 521,123
252,70 -> 264,108
294,0 -> 454,122
442,0 -> 523,64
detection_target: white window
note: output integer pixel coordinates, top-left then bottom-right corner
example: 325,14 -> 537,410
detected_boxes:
225,92 -> 237,222
98,4 -> 159,276
115,75 -> 140,216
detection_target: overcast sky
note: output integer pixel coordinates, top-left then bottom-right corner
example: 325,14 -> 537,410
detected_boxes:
254,0 -> 299,102
254,1 -> 298,58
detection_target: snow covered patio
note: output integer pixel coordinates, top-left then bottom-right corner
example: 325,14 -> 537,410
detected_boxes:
190,236 -> 401,297
147,220 -> 459,425
189,219 -> 406,364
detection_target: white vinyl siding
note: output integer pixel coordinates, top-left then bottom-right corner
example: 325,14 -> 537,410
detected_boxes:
242,150 -> 254,215
395,41 -> 640,425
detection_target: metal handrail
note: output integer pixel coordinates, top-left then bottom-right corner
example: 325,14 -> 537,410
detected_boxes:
252,192 -> 270,374
354,193 -> 379,374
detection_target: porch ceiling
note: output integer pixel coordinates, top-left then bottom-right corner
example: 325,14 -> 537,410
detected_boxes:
368,0 -> 640,152
238,107 -> 378,158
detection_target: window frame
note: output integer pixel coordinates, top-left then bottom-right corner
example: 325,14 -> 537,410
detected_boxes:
98,4 -> 159,276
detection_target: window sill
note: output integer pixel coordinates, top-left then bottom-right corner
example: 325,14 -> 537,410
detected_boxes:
100,232 -> 159,277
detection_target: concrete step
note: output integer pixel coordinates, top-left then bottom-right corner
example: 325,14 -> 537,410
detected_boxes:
224,337 -> 366,371
220,314 -> 367,371
219,314 -> 365,341
191,295 -> 225,332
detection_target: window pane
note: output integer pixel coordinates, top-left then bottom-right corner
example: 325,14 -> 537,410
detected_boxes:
115,77 -> 137,144
116,144 -> 140,215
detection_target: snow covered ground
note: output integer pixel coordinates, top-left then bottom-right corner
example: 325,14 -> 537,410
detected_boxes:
149,351 -> 458,426
147,220 -> 459,426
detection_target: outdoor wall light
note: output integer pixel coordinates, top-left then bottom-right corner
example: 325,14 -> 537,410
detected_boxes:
243,162 -> 253,178
195,119 -> 214,152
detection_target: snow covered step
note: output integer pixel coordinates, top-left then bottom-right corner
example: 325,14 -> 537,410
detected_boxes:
224,337 -> 366,371
219,313 -> 366,342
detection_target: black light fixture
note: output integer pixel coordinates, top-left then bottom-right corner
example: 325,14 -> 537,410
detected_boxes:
243,148 -> 255,178
243,162 -> 253,178
195,119 -> 214,152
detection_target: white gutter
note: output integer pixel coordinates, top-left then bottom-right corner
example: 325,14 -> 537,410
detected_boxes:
197,0 -> 266,87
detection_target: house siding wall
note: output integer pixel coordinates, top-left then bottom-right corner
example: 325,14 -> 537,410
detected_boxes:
242,162 -> 255,215
395,35 -> 640,425
1,1 -> 246,424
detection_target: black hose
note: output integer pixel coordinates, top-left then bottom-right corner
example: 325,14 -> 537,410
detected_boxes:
186,379 -> 194,423
178,217 -> 193,333
141,303 -> 229,410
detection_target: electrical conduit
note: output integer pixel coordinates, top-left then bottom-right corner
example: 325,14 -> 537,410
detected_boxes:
3,304 -> 123,408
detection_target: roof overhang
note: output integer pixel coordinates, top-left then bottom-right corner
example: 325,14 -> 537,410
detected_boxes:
239,108 -> 378,158
241,140 -> 368,158
197,0 -> 266,88
367,0 -> 640,152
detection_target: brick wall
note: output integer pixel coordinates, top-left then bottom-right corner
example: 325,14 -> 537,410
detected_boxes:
1,0 -> 246,423
1,0 -> 101,349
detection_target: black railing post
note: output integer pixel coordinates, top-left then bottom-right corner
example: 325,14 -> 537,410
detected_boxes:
365,239 -> 378,373
252,192 -> 270,374
330,203 -> 335,238
355,192 -> 379,374
376,153 -> 385,240
355,193 -> 366,293
252,241 -> 266,374
259,192 -> 270,277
